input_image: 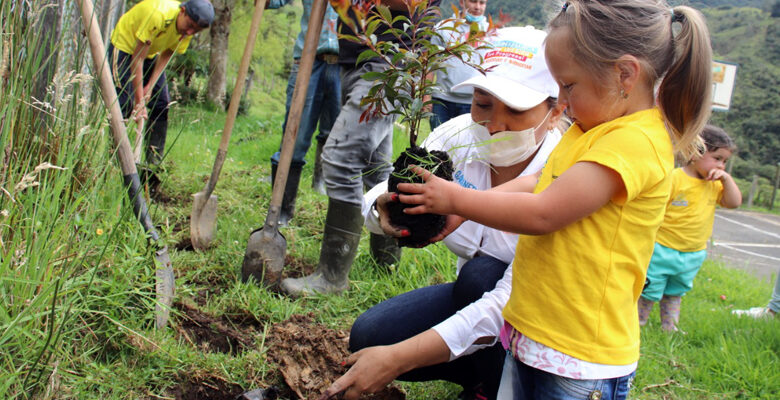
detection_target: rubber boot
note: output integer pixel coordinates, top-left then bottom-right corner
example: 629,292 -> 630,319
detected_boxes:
280,198 -> 364,296
311,140 -> 327,195
370,233 -> 401,268
638,297 -> 654,326
271,163 -> 302,227
660,295 -> 682,332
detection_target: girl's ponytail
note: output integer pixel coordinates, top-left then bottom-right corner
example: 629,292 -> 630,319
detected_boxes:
657,6 -> 713,161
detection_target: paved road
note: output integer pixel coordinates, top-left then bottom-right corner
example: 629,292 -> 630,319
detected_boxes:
708,209 -> 780,282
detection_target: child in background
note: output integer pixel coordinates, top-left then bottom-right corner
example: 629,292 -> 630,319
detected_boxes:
393,1 -> 713,398
640,125 -> 742,332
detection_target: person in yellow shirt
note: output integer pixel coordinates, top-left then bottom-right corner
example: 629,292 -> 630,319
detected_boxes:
109,0 -> 214,167
639,125 -> 742,332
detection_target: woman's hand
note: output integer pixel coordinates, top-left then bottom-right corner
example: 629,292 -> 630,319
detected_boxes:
375,192 -> 410,238
317,346 -> 403,400
397,166 -> 462,216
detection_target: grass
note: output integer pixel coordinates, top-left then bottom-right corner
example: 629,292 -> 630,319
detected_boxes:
14,102 -> 765,399
1,3 -> 778,398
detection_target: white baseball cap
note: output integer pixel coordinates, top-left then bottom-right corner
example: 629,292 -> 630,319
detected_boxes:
453,26 -> 559,111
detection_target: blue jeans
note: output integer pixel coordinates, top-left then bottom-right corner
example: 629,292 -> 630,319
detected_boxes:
430,99 -> 472,130
497,353 -> 635,400
349,256 -> 508,398
271,57 -> 341,167
770,273 -> 780,313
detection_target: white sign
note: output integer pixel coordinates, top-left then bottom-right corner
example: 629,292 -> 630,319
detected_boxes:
712,60 -> 738,112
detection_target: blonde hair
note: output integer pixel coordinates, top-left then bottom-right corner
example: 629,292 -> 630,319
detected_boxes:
549,0 -> 712,160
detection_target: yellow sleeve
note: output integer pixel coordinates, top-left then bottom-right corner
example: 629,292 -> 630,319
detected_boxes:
580,127 -> 667,205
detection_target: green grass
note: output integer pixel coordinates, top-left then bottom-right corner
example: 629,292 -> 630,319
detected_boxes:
32,103 -> 767,399
2,2 -> 778,397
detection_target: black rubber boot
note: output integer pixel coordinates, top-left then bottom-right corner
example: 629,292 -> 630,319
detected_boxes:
370,233 -> 402,268
311,140 -> 326,195
271,163 -> 302,227
280,198 -> 364,296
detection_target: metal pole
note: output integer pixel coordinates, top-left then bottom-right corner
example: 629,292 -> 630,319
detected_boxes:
747,174 -> 758,208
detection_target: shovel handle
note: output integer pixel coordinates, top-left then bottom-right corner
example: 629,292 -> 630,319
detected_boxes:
266,0 -> 327,226
203,0 -> 268,197
133,118 -> 144,164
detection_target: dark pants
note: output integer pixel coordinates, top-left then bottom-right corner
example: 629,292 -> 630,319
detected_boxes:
429,99 -> 472,130
271,57 -> 341,168
109,44 -> 170,165
349,256 -> 508,398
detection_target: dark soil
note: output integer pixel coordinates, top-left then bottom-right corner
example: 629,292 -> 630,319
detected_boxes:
281,254 -> 317,280
264,314 -> 406,400
175,236 -> 195,251
175,302 -> 260,355
387,146 -> 453,247
168,375 -> 245,400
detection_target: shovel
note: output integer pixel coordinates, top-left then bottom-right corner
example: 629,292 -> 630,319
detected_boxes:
190,0 -> 268,250
78,0 -> 174,329
241,0 -> 328,286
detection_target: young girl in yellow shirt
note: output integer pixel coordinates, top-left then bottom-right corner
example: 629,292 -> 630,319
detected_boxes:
639,125 -> 742,332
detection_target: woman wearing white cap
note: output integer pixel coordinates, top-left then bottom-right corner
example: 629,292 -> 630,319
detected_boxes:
319,27 -> 565,400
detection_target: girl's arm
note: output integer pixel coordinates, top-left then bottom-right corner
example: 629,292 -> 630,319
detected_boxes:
398,161 -> 623,235
709,169 -> 742,209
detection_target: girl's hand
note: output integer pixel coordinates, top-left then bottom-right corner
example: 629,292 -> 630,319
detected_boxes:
397,165 -> 462,216
375,192 -> 410,238
707,168 -> 729,181
317,346 -> 402,400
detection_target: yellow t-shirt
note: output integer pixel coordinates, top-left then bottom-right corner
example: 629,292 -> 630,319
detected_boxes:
503,108 -> 674,366
110,0 -> 192,58
656,168 -> 723,252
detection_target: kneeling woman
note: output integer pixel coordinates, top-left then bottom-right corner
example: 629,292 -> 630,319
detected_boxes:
333,26 -> 566,400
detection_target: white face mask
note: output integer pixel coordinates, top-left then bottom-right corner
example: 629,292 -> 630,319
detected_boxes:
485,109 -> 553,167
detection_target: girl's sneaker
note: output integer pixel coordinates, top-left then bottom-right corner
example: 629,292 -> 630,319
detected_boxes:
732,307 -> 776,319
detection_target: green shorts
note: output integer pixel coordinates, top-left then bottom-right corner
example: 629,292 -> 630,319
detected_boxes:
641,242 -> 707,302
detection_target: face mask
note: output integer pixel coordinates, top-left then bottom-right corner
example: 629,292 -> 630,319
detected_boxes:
487,109 -> 552,167
469,123 -> 492,143
465,12 -> 485,23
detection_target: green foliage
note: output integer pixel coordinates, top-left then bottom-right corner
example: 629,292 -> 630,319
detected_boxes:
226,0 -> 298,118
337,0 -> 490,146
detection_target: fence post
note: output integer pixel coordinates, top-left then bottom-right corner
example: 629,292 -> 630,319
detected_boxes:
770,163 -> 780,211
747,174 -> 759,208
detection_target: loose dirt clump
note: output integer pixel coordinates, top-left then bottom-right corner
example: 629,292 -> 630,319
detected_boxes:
175,303 -> 257,355
265,314 -> 405,400
280,254 -> 317,280
167,374 -> 244,400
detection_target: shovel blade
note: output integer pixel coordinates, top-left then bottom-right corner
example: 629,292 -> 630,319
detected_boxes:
242,227 -> 286,287
191,192 -> 218,250
154,246 -> 175,329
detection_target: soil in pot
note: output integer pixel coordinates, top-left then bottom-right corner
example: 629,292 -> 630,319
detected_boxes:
387,146 -> 454,247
